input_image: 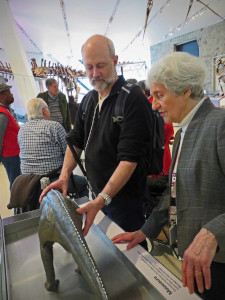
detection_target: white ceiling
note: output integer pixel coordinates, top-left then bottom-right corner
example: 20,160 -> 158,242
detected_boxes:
1,0 -> 225,66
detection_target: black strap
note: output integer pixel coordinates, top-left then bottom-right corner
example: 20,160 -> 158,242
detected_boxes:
81,95 -> 91,120
66,136 -> 87,177
66,135 -> 96,198
113,82 -> 137,125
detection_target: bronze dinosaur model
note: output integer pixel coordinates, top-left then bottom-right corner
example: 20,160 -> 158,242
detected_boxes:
38,189 -> 108,299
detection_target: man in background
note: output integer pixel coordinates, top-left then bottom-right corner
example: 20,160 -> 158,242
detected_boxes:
37,78 -> 71,132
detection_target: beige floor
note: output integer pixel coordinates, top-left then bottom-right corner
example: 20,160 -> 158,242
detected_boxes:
0,163 -> 14,219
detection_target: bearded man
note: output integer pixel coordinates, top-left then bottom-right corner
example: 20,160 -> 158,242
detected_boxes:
40,35 -> 153,244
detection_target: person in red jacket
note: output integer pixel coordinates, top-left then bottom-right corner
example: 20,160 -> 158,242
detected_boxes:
0,82 -> 20,191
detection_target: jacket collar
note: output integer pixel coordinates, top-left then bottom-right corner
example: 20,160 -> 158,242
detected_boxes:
0,103 -> 9,109
170,98 -> 214,178
48,91 -> 58,100
188,97 -> 213,123
109,75 -> 126,96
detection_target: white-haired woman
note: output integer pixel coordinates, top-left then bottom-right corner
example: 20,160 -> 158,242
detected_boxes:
112,52 -> 225,300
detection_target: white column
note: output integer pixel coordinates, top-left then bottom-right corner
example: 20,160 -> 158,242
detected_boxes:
0,0 -> 38,109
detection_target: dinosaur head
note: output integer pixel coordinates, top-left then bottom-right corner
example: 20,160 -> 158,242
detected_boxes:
40,189 -> 83,231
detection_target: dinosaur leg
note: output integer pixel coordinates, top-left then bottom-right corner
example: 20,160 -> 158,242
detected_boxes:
40,242 -> 59,291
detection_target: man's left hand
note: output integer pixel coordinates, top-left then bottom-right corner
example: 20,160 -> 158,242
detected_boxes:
182,228 -> 218,295
76,196 -> 104,236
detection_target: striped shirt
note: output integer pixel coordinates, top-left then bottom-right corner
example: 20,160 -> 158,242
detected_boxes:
18,118 -> 67,174
48,92 -> 64,126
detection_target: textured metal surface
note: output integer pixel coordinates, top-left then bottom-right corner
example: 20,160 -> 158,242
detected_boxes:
39,190 -> 108,299
1,211 -> 165,300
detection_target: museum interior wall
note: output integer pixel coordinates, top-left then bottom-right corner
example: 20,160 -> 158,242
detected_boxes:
150,20 -> 225,94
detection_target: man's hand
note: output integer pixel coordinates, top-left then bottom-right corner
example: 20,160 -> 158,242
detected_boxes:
182,228 -> 218,295
39,178 -> 69,202
76,196 -> 104,236
111,230 -> 146,250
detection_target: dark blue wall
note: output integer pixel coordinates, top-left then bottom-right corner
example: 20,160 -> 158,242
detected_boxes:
176,40 -> 199,57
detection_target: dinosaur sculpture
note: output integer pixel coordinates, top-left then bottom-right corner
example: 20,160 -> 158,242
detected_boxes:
38,189 -> 108,300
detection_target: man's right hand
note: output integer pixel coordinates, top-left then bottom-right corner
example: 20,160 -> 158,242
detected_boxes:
39,178 -> 69,203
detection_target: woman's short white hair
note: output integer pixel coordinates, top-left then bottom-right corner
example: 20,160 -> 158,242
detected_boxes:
27,98 -> 48,120
147,52 -> 206,100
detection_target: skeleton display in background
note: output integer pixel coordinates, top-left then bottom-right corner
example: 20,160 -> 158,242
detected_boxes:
0,61 -> 13,82
31,58 -> 85,99
143,0 -> 153,39
196,0 -> 225,21
31,58 -> 50,78
185,0 -> 194,21
0,61 -> 12,73
38,189 -> 108,299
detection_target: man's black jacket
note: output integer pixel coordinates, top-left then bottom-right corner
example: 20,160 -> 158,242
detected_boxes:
69,76 -> 153,199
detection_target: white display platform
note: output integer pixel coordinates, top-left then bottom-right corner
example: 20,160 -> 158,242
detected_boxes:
94,210 -> 200,300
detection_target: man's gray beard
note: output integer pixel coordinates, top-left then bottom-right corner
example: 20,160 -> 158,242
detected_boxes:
90,75 -> 115,92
